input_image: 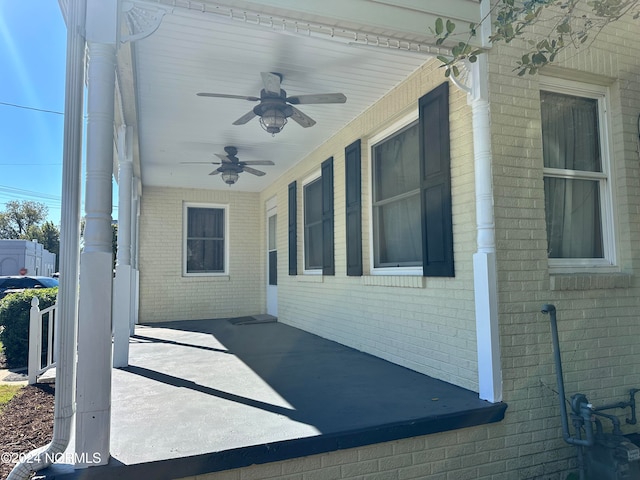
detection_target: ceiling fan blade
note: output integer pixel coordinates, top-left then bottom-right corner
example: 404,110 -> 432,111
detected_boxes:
242,166 -> 266,176
197,93 -> 260,102
209,169 -> 221,175
180,161 -> 219,164
241,160 -> 274,166
289,106 -> 316,128
214,153 -> 233,163
261,72 -> 282,95
286,93 -> 347,105
233,110 -> 258,125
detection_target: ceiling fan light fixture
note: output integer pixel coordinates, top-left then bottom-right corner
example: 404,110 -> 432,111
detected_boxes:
221,171 -> 239,185
259,107 -> 287,135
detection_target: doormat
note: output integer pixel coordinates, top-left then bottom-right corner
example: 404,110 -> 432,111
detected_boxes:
228,314 -> 277,326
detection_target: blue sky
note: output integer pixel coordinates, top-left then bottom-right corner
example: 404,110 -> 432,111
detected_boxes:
0,1 -> 68,224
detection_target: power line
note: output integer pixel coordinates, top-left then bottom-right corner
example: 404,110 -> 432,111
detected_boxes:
0,101 -> 64,116
0,185 -> 62,202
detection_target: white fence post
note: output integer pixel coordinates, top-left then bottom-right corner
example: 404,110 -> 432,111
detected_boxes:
28,297 -> 41,385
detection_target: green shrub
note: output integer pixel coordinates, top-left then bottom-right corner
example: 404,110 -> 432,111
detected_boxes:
0,289 -> 58,368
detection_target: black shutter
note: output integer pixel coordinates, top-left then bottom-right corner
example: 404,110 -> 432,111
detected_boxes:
419,82 -> 454,277
345,140 -> 363,276
288,181 -> 297,275
321,158 -> 335,275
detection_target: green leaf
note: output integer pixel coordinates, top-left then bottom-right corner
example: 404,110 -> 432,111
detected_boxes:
452,65 -> 460,77
469,55 -> 477,63
435,18 -> 444,35
437,55 -> 451,64
446,19 -> 456,34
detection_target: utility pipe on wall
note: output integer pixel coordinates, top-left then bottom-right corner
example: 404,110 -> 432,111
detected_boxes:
7,0 -> 85,477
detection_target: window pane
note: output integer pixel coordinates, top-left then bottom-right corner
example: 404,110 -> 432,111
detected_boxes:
544,177 -> 603,258
304,180 -> 322,223
186,207 -> 225,273
374,193 -> 421,267
187,239 -> 224,272
187,208 -> 223,238
373,123 -> 420,202
268,214 -> 277,250
541,91 -> 601,172
372,120 -> 421,268
268,251 -> 277,285
305,223 -> 323,269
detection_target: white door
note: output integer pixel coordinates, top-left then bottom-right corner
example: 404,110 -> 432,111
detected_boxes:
266,206 -> 277,317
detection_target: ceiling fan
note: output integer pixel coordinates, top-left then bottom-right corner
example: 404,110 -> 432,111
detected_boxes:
182,146 -> 274,185
197,72 -> 347,135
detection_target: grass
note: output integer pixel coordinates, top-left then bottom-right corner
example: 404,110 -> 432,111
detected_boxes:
0,384 -> 23,414
0,338 -> 23,412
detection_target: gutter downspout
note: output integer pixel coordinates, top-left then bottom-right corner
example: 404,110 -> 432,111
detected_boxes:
449,0 -> 502,403
451,63 -> 502,403
469,55 -> 502,403
7,0 -> 85,477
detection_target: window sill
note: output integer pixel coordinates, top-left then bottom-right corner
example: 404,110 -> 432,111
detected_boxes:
550,273 -> 632,291
181,275 -> 230,281
296,274 -> 324,283
363,275 -> 425,288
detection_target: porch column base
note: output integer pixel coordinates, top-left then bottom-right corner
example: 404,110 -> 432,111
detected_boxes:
474,251 -> 502,403
113,264 -> 132,368
76,250 -> 112,466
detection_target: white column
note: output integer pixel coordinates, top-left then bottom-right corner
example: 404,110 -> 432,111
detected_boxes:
130,181 -> 140,333
75,0 -> 119,466
468,57 -> 502,403
113,126 -> 133,368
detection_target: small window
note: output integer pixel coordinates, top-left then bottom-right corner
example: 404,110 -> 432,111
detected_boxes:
371,119 -> 421,270
183,203 -> 228,275
303,176 -> 322,272
540,79 -> 615,269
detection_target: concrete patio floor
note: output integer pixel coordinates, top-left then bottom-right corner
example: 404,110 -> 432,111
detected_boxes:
38,317 -> 506,480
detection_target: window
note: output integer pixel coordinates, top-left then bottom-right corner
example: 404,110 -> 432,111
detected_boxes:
372,120 -> 421,270
183,203 -> 228,275
303,175 -> 322,272
540,79 -> 614,268
368,83 -> 453,277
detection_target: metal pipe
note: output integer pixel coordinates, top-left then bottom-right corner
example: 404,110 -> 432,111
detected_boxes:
541,304 -> 594,448
627,388 -> 639,425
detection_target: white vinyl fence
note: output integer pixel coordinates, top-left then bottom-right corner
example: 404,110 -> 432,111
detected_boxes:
28,296 -> 58,384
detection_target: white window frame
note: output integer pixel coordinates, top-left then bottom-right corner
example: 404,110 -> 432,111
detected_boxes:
302,170 -> 322,275
368,109 -> 421,276
182,202 -> 229,276
539,77 -> 617,272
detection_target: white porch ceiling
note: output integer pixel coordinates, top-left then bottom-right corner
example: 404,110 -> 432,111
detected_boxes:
122,0 -> 482,192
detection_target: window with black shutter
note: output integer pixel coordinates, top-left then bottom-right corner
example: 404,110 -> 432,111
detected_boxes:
288,181 -> 297,275
369,82 -> 454,277
321,157 -> 334,276
419,82 -> 454,277
345,140 -> 362,276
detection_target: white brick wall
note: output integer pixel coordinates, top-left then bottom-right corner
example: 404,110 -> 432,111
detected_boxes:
256,60 -> 480,392
139,187 -> 264,322
145,6 -> 640,479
